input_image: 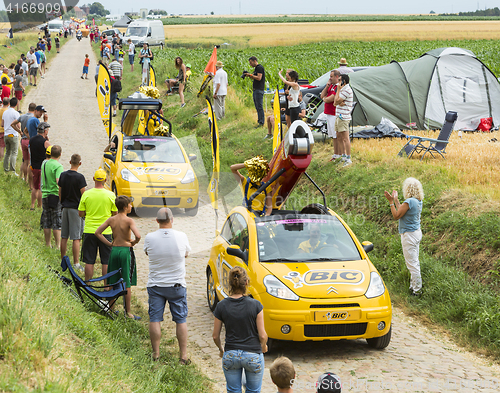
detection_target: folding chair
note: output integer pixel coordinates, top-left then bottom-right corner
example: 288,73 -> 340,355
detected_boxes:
398,111 -> 458,161
349,102 -> 357,141
60,256 -> 127,320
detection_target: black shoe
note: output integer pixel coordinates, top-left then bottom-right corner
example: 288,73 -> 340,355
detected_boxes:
411,290 -> 422,297
254,124 -> 263,129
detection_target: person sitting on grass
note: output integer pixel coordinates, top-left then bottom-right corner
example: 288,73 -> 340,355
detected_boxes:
270,356 -> 296,393
95,195 -> 141,320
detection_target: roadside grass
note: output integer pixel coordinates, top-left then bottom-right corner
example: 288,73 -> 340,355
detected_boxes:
0,176 -> 211,391
94,39 -> 500,359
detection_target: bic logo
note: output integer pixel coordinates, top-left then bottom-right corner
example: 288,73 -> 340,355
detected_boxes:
284,270 -> 365,287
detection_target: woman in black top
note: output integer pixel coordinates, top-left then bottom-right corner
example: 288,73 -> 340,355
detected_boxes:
213,266 -> 268,393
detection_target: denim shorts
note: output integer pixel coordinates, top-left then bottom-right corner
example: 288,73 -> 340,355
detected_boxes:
147,285 -> 188,323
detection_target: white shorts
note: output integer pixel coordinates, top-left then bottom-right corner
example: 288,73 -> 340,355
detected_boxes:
326,114 -> 337,138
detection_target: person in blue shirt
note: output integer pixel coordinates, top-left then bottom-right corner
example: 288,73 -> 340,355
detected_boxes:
385,177 -> 424,296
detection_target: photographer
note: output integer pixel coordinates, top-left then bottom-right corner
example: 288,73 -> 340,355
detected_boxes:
334,74 -> 354,167
243,56 -> 265,128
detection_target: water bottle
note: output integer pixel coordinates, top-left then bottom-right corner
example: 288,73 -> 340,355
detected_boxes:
266,81 -> 270,92
458,130 -> 462,139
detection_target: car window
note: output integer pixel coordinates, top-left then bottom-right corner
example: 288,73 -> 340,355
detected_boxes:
311,72 -> 331,87
221,213 -> 249,251
255,214 -> 361,262
122,137 -> 185,163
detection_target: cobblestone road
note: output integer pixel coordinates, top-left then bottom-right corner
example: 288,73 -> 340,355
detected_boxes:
30,37 -> 500,393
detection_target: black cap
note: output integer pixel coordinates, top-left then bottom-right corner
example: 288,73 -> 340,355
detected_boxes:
35,105 -> 47,112
317,373 -> 341,393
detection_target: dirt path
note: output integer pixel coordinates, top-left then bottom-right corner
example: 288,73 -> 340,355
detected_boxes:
28,37 -> 500,393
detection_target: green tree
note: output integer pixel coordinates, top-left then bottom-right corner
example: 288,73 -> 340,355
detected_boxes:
89,2 -> 110,17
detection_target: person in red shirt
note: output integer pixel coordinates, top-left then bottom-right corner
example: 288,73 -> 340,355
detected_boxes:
321,69 -> 341,162
81,54 -> 90,79
1,77 -> 11,101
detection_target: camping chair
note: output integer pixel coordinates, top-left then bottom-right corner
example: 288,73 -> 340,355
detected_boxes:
398,111 -> 458,161
60,256 -> 127,320
172,73 -> 191,94
349,102 -> 357,141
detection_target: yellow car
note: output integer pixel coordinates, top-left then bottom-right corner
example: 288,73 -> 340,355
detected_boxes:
206,204 -> 392,349
102,130 -> 199,215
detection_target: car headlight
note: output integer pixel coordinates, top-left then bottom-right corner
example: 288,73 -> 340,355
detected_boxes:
180,169 -> 195,184
121,168 -> 140,183
263,275 -> 299,301
365,271 -> 386,299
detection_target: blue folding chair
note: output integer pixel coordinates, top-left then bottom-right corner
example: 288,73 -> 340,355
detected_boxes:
398,111 -> 458,161
60,256 -> 127,319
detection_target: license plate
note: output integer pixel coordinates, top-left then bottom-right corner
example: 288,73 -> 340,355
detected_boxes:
148,189 -> 171,196
314,310 -> 360,322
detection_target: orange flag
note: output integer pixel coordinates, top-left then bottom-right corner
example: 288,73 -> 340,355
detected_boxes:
204,46 -> 217,75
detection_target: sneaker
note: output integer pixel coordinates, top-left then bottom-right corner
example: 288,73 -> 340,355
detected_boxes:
41,75 -> 44,79
113,111 -> 117,117
342,159 -> 352,167
181,103 -> 186,108
254,124 -> 264,129
74,263 -> 84,272
263,134 -> 273,139
33,84 -> 36,86
411,290 -> 422,297
329,154 -> 342,163
81,76 -> 84,79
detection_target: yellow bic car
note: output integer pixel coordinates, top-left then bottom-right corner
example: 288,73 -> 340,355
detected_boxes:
206,204 -> 392,349
102,131 -> 199,215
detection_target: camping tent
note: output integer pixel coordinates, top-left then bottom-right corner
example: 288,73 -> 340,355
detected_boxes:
350,47 -> 500,130
113,16 -> 132,28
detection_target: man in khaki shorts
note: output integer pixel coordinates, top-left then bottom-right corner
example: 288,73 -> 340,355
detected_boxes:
334,74 -> 354,167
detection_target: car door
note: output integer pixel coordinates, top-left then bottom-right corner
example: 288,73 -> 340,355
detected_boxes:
103,134 -> 120,190
217,213 -> 250,296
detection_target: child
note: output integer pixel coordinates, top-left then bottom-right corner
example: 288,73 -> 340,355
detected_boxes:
317,372 -> 341,393
1,77 -> 10,101
95,195 -> 141,319
270,356 -> 295,393
81,54 -> 90,79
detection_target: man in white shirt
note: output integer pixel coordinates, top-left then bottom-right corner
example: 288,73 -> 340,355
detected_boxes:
2,97 -> 21,173
213,61 -> 228,120
334,74 -> 354,167
26,47 -> 38,86
144,208 -> 191,363
127,39 -> 135,72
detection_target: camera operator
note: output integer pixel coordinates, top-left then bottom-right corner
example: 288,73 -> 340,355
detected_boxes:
334,74 -> 354,167
243,56 -> 265,128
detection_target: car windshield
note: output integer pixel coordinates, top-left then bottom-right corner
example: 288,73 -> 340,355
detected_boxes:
255,214 -> 361,262
122,137 -> 185,163
103,30 -> 116,36
126,27 -> 147,37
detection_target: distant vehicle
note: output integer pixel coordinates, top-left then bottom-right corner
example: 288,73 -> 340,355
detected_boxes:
125,19 -> 165,47
101,28 -> 123,40
47,19 -> 64,33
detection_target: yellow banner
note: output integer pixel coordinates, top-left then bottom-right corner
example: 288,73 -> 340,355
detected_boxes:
96,64 -> 114,138
206,98 -> 219,211
272,88 -> 282,153
149,64 -> 156,87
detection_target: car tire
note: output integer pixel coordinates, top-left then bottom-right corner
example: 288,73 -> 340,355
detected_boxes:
185,201 -> 198,216
207,268 -> 219,312
366,326 -> 391,349
112,182 -> 118,196
266,338 -> 275,353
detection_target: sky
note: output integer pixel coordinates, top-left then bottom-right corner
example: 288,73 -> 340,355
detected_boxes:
97,1 -> 487,16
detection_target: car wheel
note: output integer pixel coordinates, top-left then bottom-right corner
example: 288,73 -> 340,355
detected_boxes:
112,182 -> 118,196
207,268 -> 219,312
366,326 -> 391,349
185,201 -> 198,216
266,338 -> 275,353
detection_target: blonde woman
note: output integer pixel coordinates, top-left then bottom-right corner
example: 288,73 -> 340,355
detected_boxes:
384,178 -> 424,296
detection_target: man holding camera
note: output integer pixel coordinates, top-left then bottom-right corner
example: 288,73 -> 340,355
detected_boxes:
334,74 -> 354,167
244,56 -> 265,128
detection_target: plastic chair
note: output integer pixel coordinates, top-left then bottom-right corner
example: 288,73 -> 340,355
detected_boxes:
398,111 -> 458,160
60,256 -> 127,319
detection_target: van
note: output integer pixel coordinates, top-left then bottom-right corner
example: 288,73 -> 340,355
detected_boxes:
47,19 -> 64,33
125,19 -> 165,47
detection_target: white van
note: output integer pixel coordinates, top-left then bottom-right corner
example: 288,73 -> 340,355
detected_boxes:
47,19 -> 64,34
125,19 -> 165,47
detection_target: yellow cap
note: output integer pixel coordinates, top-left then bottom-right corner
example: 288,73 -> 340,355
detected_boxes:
46,145 -> 52,155
94,168 -> 106,181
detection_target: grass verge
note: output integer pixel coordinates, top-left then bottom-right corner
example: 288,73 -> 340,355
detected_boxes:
0,176 -> 211,390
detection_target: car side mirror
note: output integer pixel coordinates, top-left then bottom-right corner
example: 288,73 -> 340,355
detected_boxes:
147,32 -> 151,37
227,245 -> 248,263
104,153 -> 115,163
188,154 -> 197,162
362,241 -> 374,253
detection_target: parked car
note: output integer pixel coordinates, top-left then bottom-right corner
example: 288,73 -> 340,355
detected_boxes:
101,28 -> 123,40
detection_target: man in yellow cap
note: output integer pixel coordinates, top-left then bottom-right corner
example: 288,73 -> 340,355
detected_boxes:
40,144 -> 63,248
78,168 -> 118,281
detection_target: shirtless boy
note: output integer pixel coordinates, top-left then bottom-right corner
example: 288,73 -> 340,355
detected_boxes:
95,195 -> 141,319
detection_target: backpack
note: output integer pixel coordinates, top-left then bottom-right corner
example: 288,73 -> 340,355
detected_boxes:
111,78 -> 122,93
149,49 -> 153,62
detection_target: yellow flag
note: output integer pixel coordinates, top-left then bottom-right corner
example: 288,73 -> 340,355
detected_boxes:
206,98 -> 219,211
272,88 -> 282,153
149,64 -> 156,87
96,64 -> 115,138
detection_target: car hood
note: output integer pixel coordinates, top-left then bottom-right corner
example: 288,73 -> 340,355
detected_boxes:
261,260 -> 372,299
123,162 -> 190,182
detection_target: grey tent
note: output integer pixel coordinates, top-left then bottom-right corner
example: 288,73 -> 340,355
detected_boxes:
350,47 -> 500,130
113,16 -> 132,28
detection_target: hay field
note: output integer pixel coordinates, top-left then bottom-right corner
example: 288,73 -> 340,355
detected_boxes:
164,20 -> 500,46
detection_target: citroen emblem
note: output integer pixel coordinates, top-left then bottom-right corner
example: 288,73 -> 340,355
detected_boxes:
327,286 -> 338,294
157,175 -> 164,180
